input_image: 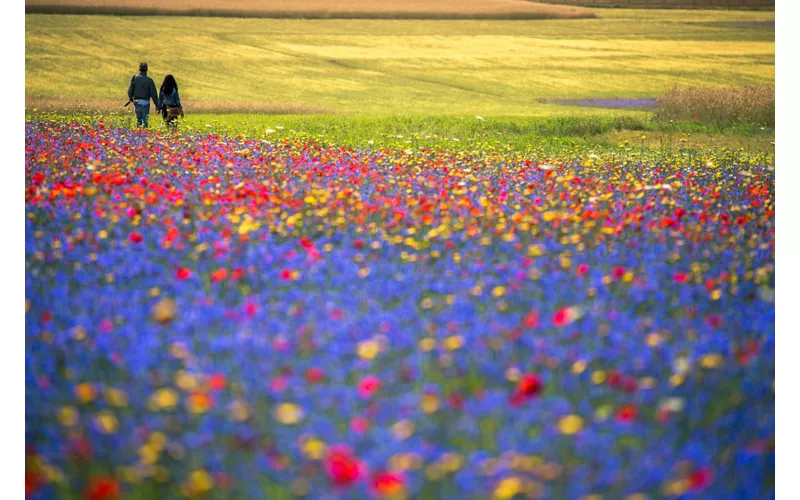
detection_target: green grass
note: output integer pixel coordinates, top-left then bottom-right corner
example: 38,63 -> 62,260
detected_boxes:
28,112 -> 775,154
25,9 -> 774,116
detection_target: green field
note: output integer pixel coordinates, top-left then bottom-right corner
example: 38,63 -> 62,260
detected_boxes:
26,9 -> 774,116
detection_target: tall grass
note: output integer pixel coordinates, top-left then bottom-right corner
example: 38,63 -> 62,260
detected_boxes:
653,86 -> 774,127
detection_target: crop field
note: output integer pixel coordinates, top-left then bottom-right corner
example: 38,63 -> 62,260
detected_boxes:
25,118 -> 775,498
25,0 -> 596,19
25,9 -> 774,115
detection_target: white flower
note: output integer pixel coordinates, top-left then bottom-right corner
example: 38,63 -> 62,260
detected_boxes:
475,116 -> 484,121
265,128 -> 275,134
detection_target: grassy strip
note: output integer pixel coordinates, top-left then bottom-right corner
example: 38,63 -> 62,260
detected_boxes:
654,85 -> 774,127
25,98 -> 335,115
27,112 -> 774,153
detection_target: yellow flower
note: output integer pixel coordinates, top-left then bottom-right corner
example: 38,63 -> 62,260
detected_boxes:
150,388 -> 179,411
421,393 -> 439,414
301,438 -> 327,460
419,338 -> 436,352
188,469 -> 215,493
391,420 -> 415,441
175,371 -> 198,392
222,399 -> 247,422
149,431 -> 168,450
104,387 -> 129,408
700,353 -> 724,369
274,403 -> 304,425
357,340 -> 380,360
139,444 -> 160,465
57,406 -> 79,427
152,297 -> 177,324
558,414 -> 584,435
71,326 -> 87,341
494,476 -> 523,499
443,335 -> 464,351
95,411 -> 119,434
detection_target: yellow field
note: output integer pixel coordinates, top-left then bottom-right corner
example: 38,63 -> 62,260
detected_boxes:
25,0 -> 596,19
25,9 -> 774,115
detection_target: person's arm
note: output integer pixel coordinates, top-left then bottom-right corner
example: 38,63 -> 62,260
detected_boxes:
157,90 -> 164,110
127,76 -> 135,101
150,79 -> 159,107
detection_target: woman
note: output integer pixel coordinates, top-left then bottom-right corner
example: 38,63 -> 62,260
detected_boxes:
157,74 -> 183,125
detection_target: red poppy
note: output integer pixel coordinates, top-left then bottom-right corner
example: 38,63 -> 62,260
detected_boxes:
615,404 -> 638,423
350,416 -> 370,434
244,302 -> 258,317
688,467 -> 715,491
358,375 -> 382,399
612,266 -> 626,280
325,445 -> 363,487
175,267 -> 192,280
67,436 -> 93,461
510,373 -> 542,406
621,376 -> 638,393
85,476 -> 120,500
552,307 -> 575,327
128,231 -> 143,244
523,309 -> 540,329
607,370 -> 622,387
673,272 -> 688,284
448,391 -> 465,410
576,263 -> 589,277
370,470 -> 405,498
736,340 -> 761,365
209,373 -> 226,391
706,314 -> 723,329
305,367 -> 326,384
280,269 -> 293,281
25,465 -> 44,498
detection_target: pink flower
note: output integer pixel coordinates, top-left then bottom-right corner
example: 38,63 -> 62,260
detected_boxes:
358,375 -> 382,399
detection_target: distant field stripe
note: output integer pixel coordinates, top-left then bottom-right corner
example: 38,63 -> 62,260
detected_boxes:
25,0 -> 596,19
24,6 -> 594,19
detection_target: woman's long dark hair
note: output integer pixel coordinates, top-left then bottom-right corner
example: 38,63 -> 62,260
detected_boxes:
160,74 -> 178,95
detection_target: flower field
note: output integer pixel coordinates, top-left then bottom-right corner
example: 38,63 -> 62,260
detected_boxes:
25,120 -> 775,499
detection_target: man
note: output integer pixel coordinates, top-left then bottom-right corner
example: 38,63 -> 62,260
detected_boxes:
127,62 -> 159,128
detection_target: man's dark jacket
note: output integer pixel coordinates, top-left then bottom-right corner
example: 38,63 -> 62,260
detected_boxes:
127,72 -> 158,104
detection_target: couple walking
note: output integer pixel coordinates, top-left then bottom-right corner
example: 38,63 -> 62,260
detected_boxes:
127,62 -> 183,128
